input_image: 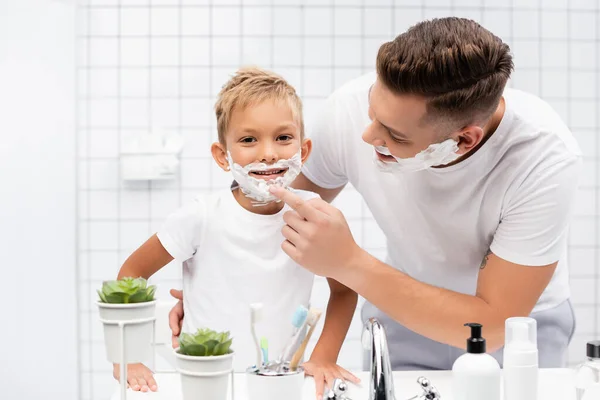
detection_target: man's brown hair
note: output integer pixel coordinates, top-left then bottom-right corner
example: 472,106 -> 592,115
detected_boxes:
215,66 -> 304,145
376,17 -> 514,128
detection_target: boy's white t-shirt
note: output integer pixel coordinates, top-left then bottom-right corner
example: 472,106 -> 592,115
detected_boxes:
157,187 -> 318,371
302,72 -> 582,314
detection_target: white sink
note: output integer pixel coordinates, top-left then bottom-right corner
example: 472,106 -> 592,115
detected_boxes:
110,368 -> 577,400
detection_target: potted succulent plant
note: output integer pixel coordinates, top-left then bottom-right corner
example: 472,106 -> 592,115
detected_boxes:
97,277 -> 157,364
174,328 -> 234,400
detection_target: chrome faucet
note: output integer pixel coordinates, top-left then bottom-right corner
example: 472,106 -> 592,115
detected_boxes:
324,317 -> 441,400
363,318 -> 397,400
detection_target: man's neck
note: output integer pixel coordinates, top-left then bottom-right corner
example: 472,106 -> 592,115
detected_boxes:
481,96 -> 506,145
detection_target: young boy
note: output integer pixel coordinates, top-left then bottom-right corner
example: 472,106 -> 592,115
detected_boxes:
112,67 -> 359,399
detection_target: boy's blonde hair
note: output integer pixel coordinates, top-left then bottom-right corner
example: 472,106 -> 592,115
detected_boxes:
215,67 -> 304,145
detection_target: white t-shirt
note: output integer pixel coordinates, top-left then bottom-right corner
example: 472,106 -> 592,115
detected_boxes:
157,187 -> 317,371
303,72 -> 582,313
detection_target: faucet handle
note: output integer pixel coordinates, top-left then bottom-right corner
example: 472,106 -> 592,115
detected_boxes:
323,379 -> 351,400
414,376 -> 441,399
322,376 -> 441,400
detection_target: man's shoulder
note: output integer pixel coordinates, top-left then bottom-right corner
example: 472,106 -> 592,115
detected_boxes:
314,71 -> 374,138
503,88 -> 582,158
504,88 -> 571,135
331,71 -> 377,99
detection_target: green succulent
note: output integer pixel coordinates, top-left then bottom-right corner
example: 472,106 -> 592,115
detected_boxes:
97,277 -> 156,304
178,328 -> 234,357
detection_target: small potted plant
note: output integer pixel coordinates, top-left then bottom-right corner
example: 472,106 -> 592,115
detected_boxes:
175,328 -> 234,400
97,277 -> 157,364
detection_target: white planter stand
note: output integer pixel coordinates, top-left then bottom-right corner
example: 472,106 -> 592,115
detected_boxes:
98,301 -> 157,400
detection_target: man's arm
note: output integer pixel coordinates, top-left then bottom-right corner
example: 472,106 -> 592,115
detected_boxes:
277,188 -> 557,351
341,250 -> 556,352
270,151 -> 580,353
291,172 -> 345,203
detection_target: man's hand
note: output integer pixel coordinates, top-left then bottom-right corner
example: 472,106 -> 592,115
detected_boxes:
168,289 -> 184,348
269,186 -> 364,278
303,358 -> 360,399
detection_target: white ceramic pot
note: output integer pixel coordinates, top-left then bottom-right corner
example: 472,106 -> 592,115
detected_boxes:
174,349 -> 234,400
97,300 -> 156,364
246,367 -> 305,400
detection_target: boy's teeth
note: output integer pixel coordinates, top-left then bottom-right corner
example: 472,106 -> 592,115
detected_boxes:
253,169 -> 285,175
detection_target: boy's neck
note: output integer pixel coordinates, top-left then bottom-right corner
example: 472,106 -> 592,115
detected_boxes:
232,187 -> 285,215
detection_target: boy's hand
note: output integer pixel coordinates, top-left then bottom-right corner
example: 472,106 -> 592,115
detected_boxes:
302,358 -> 360,399
113,363 -> 158,392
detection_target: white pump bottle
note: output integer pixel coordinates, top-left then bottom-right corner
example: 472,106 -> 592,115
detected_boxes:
452,323 -> 501,400
503,317 -> 539,400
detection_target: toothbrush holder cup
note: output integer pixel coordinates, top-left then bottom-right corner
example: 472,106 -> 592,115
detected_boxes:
246,367 -> 305,400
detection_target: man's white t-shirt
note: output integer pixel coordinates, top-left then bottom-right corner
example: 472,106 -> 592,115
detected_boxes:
303,72 -> 582,313
157,187 -> 317,371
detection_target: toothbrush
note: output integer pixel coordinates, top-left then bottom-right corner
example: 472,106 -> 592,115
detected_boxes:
260,337 -> 269,365
277,305 -> 309,365
289,309 -> 323,371
250,303 -> 263,368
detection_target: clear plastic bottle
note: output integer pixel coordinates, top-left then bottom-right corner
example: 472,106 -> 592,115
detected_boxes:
575,340 -> 600,400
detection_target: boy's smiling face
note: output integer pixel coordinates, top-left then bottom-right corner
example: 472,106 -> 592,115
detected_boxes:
212,99 -> 312,179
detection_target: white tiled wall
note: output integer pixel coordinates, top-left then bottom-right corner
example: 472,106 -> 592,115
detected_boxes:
77,1 -> 599,399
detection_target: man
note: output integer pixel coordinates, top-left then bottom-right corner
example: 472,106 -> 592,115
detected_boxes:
170,17 -> 581,370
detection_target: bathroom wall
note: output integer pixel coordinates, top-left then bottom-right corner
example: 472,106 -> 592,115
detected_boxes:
77,1 -> 599,398
0,1 -> 78,399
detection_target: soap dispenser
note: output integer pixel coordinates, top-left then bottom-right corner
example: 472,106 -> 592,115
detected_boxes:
452,323 -> 501,400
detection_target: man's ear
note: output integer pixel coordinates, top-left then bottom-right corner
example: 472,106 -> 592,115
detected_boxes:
455,125 -> 485,154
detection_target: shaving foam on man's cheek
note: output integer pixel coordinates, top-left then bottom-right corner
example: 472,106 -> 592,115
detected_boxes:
227,149 -> 302,206
374,139 -> 460,173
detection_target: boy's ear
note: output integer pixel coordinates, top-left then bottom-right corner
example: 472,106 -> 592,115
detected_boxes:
300,138 -> 312,164
211,142 -> 230,171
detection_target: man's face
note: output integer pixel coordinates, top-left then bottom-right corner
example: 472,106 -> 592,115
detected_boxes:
363,79 -> 451,163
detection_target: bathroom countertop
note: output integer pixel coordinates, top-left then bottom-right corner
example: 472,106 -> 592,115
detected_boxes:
110,368 -> 577,400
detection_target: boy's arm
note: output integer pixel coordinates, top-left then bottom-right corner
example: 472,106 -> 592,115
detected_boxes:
305,278 -> 360,399
113,234 -> 175,393
117,234 -> 174,279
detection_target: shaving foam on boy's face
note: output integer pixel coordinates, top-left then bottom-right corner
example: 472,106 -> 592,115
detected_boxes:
227,148 -> 302,206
